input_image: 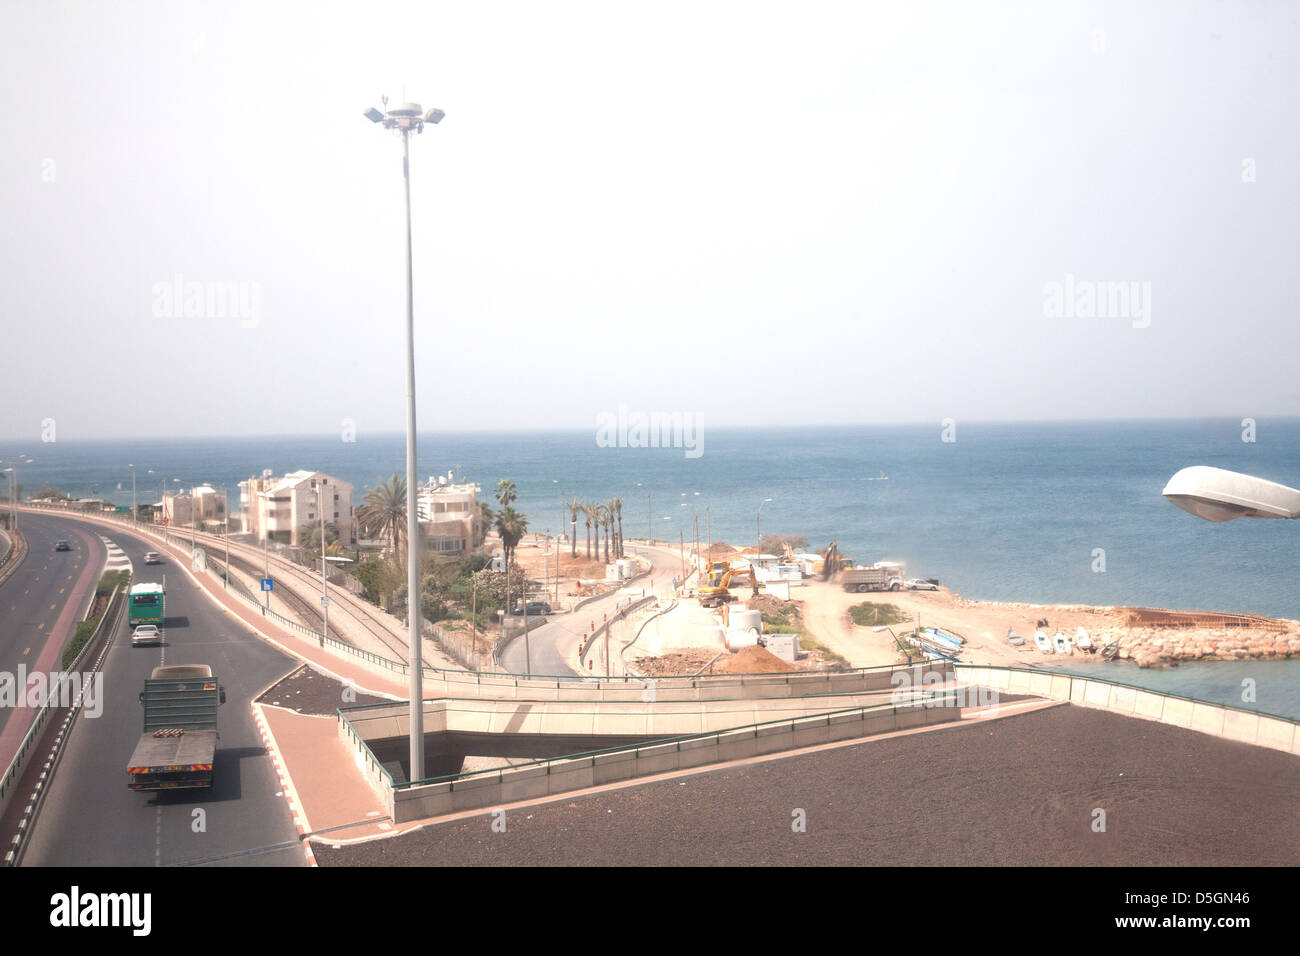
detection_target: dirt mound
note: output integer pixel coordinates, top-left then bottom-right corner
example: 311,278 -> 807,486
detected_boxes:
632,648 -> 726,677
719,645 -> 794,674
745,594 -> 800,618
707,542 -> 736,558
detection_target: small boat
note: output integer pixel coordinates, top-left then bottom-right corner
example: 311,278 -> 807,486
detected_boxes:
1101,641 -> 1120,661
1053,631 -> 1072,654
1034,629 -> 1053,653
913,627 -> 962,659
1007,627 -> 1025,646
1075,626 -> 1093,651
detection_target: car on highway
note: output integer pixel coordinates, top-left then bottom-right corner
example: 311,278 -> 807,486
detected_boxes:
131,624 -> 161,646
905,578 -> 939,591
511,600 -> 552,616
144,551 -> 161,564
55,539 -> 72,551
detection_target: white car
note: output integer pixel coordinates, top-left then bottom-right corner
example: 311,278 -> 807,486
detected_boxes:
144,551 -> 161,565
905,578 -> 939,591
132,624 -> 161,646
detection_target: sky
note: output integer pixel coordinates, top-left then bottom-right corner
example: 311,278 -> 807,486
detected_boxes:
1,0 -> 1297,440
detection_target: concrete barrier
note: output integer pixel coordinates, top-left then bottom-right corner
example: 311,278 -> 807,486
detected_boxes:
955,664 -> 1299,756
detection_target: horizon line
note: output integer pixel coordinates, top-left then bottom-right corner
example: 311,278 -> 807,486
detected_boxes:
1,413 -> 1297,445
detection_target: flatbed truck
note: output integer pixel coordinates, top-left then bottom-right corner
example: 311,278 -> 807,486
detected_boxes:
126,665 -> 225,791
841,562 -> 906,593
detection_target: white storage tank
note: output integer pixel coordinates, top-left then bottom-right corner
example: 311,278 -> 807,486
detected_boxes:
728,608 -> 763,634
616,558 -> 636,580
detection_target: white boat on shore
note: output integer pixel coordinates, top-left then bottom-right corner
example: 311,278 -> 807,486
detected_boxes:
1075,626 -> 1093,650
1053,631 -> 1072,654
1034,630 -> 1053,653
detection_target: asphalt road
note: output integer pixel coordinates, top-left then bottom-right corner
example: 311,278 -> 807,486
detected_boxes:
19,514 -> 305,867
498,544 -> 670,677
0,514 -> 103,741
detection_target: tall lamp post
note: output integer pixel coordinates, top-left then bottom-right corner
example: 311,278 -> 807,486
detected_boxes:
365,97 -> 444,783
756,497 -> 772,552
128,463 -> 137,525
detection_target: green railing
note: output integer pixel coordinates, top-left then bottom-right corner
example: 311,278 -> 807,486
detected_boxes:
338,683 -> 963,791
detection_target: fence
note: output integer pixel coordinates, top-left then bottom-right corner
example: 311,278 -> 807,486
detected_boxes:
1,583 -> 125,861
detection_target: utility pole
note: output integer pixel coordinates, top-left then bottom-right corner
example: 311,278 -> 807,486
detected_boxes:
316,477 -> 329,646
647,490 -> 652,545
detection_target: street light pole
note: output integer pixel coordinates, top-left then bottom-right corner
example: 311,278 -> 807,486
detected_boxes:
756,497 -> 772,552
366,97 -> 443,784
316,478 -> 329,644
129,463 -> 136,525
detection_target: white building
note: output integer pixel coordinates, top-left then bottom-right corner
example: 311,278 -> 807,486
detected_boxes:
239,470 -> 353,547
161,486 -> 227,531
417,471 -> 483,559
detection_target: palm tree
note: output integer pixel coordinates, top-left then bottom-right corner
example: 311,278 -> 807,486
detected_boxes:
583,502 -> 594,560
598,503 -> 612,564
495,506 -> 528,569
568,497 -> 582,559
611,497 -> 624,559
495,479 -> 517,509
356,475 -> 407,555
495,505 -> 528,615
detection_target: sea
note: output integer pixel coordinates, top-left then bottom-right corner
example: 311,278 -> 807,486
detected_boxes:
3,418 -> 1298,714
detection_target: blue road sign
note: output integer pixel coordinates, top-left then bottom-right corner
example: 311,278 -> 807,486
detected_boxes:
261,578 -> 274,592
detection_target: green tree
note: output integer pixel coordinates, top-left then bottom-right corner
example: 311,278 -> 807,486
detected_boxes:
568,496 -> 582,559
356,475 -> 407,554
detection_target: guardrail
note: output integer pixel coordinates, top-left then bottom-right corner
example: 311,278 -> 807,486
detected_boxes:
0,530 -> 26,588
338,690 -> 966,821
1,583 -> 125,861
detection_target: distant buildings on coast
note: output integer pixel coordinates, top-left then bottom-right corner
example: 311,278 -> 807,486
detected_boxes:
32,466 -> 486,560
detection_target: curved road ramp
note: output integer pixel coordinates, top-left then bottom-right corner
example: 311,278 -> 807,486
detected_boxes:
340,689 -> 969,822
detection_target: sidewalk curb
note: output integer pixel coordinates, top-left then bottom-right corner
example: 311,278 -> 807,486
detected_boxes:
252,703 -> 316,867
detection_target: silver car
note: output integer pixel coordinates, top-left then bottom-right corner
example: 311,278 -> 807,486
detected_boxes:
132,624 -> 161,646
905,578 -> 939,591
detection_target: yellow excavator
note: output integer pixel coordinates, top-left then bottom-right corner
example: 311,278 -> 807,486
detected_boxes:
699,563 -> 757,608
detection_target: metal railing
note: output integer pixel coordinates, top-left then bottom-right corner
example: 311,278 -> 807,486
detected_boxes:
1,583 -> 125,858
340,689 -> 964,791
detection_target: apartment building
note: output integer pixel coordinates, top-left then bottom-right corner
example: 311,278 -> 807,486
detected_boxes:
417,471 -> 483,559
239,470 -> 354,547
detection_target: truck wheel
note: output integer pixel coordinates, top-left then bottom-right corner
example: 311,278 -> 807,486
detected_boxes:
890,582 -> 901,591
858,584 -> 869,593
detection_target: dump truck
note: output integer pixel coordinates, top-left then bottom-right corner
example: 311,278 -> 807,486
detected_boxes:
126,665 -> 225,791
841,562 -> 906,593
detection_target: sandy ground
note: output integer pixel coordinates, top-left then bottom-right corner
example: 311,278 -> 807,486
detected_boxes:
795,577 -> 1138,667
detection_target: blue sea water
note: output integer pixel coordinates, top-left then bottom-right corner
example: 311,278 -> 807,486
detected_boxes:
3,418 -> 1299,622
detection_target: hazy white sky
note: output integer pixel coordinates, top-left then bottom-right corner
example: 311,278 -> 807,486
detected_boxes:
1,0 -> 1297,440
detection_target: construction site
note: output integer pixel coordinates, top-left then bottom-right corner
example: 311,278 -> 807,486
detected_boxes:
596,538 -> 1300,675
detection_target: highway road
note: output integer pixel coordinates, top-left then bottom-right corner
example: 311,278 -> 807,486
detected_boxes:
0,514 -> 104,742
17,514 -> 305,866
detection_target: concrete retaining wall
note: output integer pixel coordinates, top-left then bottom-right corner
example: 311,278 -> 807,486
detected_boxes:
956,664 -> 1299,757
379,700 -> 964,823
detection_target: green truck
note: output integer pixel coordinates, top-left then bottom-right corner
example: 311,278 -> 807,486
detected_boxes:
126,665 -> 226,791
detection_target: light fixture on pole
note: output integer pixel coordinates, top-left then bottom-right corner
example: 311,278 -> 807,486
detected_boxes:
365,95 -> 445,783
1163,466 -> 1300,522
